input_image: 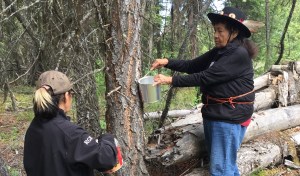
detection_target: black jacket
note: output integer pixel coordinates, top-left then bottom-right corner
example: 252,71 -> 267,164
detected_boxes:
166,41 -> 254,123
24,109 -> 117,176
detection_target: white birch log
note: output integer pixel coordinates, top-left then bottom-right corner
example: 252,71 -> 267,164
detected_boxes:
277,71 -> 289,107
291,132 -> 300,146
270,65 -> 289,71
254,73 -> 270,91
185,141 -> 283,176
144,109 -> 201,119
254,87 -> 276,111
146,105 -> 300,166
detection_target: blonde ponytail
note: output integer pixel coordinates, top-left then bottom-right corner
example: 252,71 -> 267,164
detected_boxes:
34,88 -> 54,112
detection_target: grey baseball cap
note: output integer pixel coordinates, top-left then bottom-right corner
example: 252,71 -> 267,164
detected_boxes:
36,70 -> 73,95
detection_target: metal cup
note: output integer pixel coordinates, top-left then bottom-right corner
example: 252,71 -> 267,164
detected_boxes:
138,76 -> 161,103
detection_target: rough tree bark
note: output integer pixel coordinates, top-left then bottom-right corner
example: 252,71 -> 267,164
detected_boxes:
68,0 -> 102,136
264,0 -> 271,71
96,0 -> 149,175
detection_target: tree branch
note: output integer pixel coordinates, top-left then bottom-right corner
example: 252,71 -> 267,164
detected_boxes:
275,0 -> 296,65
72,67 -> 104,85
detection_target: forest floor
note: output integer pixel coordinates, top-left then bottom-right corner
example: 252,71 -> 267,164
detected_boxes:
1,90 -> 300,176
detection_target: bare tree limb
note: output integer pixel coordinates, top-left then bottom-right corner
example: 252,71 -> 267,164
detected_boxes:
107,86 -> 121,97
275,0 -> 297,65
3,0 -> 41,47
72,67 -> 104,85
8,50 -> 41,85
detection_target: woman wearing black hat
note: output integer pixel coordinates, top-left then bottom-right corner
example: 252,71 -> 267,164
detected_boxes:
151,7 -> 258,176
23,70 -> 123,176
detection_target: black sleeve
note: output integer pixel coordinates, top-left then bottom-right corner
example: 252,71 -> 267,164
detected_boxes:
172,47 -> 251,87
68,127 -> 117,172
165,49 -> 215,74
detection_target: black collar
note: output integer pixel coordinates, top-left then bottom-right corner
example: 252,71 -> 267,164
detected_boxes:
57,108 -> 71,121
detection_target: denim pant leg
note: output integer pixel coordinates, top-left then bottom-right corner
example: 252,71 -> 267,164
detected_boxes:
203,119 -> 247,176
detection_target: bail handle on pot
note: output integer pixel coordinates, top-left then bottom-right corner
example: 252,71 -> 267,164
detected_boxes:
138,71 -> 161,103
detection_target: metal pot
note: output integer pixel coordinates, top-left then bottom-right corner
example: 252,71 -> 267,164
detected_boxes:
138,76 -> 161,103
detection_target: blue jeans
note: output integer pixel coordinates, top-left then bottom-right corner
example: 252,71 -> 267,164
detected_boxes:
203,119 -> 247,176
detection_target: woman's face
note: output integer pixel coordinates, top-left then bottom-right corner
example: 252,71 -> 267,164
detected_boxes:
58,91 -> 73,113
213,23 -> 238,48
64,92 -> 73,112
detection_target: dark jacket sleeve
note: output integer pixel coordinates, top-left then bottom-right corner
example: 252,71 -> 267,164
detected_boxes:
67,126 -> 117,172
165,49 -> 215,74
172,47 -> 250,87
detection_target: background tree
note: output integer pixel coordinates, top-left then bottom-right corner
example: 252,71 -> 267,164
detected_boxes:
96,0 -> 149,175
264,0 -> 271,71
1,0 -> 102,136
275,0 -> 297,65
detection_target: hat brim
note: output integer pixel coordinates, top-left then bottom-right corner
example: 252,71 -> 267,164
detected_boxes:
207,13 -> 251,38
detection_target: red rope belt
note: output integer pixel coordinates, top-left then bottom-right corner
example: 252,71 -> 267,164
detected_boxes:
205,90 -> 255,108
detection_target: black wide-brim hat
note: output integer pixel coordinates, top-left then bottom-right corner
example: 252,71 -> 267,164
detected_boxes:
207,7 -> 251,38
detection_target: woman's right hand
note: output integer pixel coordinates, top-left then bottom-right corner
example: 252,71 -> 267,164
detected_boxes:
150,58 -> 168,70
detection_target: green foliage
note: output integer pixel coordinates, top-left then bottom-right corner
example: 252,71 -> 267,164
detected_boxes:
143,87 -> 197,135
144,87 -> 197,112
7,166 -> 20,176
99,118 -> 106,130
16,110 -> 34,122
222,0 -> 300,73
250,167 -> 292,176
94,70 -> 106,115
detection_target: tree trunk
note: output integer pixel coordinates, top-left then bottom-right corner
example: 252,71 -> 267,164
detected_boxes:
63,0 -> 102,136
275,0 -> 297,65
98,0 -> 149,175
264,0 -> 271,71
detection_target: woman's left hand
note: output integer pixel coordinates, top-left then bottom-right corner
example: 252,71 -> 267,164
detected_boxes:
153,74 -> 172,86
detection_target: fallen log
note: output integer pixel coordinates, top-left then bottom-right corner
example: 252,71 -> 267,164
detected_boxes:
284,159 -> 300,170
185,128 -> 300,176
185,141 -> 282,176
254,73 -> 270,91
146,105 -> 300,166
144,109 -> 200,119
254,87 -> 276,111
195,133 -> 300,176
291,131 -> 300,145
